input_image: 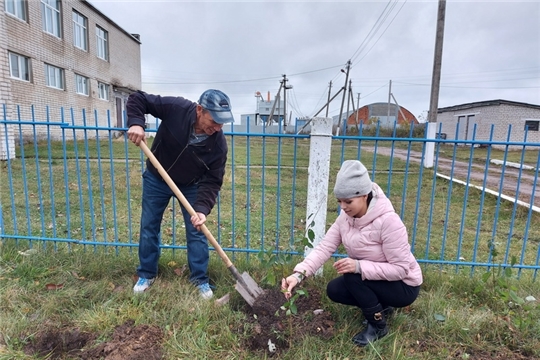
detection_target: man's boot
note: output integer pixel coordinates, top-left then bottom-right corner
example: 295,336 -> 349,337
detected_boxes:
352,304 -> 389,347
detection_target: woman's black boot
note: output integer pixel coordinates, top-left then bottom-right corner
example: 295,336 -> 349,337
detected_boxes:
352,304 -> 389,347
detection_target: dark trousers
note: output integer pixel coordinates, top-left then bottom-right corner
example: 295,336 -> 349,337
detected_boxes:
326,273 -> 420,309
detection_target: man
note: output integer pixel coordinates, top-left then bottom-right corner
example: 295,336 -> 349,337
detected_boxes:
126,89 -> 234,299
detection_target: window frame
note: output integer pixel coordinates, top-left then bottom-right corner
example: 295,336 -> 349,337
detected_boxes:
96,25 -> 109,61
524,120 -> 540,132
6,0 -> 27,21
44,63 -> 64,90
72,10 -> 88,51
75,74 -> 89,96
8,52 -> 30,82
41,0 -> 61,37
98,82 -> 110,100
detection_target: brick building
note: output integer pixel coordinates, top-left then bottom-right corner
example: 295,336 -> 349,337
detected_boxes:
435,100 -> 540,148
345,102 -> 418,129
0,0 -> 141,158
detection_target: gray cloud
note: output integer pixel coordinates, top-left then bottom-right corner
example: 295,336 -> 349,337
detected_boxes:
89,0 -> 540,122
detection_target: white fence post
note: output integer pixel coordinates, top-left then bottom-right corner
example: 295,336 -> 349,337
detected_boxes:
423,122 -> 437,168
304,117 -> 333,273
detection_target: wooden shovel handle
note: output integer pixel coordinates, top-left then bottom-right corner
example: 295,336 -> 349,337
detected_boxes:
138,141 -> 233,268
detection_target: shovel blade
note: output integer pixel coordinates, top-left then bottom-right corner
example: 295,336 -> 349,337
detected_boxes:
234,272 -> 264,306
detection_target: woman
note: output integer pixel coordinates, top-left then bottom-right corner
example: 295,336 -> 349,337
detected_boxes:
281,160 -> 422,347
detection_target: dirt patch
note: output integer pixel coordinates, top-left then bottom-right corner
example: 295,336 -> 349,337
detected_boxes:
239,285 -> 336,356
23,287 -> 334,358
24,319 -> 163,360
24,327 -> 96,359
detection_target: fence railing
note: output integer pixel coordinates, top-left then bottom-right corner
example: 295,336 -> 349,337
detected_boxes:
1,106 -> 539,278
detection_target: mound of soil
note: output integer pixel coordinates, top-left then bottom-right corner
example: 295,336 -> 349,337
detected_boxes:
23,285 -> 335,359
24,319 -> 163,360
79,319 -> 163,360
240,285 -> 336,356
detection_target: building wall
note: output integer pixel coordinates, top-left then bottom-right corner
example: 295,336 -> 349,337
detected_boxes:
437,103 -> 540,147
0,0 -> 15,159
1,0 -> 141,144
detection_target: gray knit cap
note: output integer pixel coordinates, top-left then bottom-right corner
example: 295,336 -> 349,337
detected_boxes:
333,160 -> 373,198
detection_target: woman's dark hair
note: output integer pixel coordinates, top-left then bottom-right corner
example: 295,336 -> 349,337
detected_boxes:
366,191 -> 373,206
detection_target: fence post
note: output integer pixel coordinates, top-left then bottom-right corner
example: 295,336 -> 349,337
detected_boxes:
304,117 -> 333,272
0,203 -> 3,237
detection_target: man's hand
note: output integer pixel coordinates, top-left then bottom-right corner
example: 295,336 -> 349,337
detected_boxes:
127,125 -> 146,145
333,257 -> 357,274
190,212 -> 207,232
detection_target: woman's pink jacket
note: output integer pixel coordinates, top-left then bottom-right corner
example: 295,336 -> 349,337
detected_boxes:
293,183 -> 423,287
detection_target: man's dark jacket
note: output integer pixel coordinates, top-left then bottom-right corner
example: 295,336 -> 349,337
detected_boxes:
126,91 -> 228,215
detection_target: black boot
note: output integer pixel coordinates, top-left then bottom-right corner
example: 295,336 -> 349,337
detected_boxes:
362,305 -> 394,325
352,304 -> 389,347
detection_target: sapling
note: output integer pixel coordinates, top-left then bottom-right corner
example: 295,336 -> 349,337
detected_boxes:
279,288 -> 308,348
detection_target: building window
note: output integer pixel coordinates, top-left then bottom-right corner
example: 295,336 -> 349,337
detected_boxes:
96,26 -> 108,60
6,0 -> 27,21
41,0 -> 61,37
524,120 -> 539,132
75,74 -> 89,95
8,52 -> 30,81
44,64 -> 64,89
98,82 -> 109,100
72,10 -> 87,50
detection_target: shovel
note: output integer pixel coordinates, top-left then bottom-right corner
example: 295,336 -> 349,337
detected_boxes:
138,141 -> 264,306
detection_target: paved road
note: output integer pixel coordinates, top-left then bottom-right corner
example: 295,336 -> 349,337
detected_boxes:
364,147 -> 540,209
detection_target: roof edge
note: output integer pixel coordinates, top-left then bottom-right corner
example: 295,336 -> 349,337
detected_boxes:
82,0 -> 141,44
438,99 -> 540,113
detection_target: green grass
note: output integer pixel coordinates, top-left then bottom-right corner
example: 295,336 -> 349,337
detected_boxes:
0,244 -> 538,359
1,136 -> 539,358
3,137 -> 538,267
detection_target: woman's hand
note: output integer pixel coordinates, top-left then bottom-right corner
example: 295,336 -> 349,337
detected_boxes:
333,257 -> 358,274
281,275 -> 300,300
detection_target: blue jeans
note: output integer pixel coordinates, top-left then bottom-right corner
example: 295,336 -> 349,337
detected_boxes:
137,170 -> 209,286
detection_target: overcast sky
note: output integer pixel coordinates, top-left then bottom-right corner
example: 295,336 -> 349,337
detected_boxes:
88,0 -> 540,123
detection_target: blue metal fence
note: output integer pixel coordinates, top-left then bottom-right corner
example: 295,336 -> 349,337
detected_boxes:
1,105 -> 539,278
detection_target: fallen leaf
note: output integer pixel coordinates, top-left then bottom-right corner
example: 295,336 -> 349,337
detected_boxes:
45,283 -> 64,290
71,271 -> 86,280
18,249 -> 38,256
434,314 -> 446,322
174,265 -> 187,276
215,293 -> 230,306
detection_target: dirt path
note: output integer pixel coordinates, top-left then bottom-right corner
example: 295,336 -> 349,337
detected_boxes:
364,147 -> 540,209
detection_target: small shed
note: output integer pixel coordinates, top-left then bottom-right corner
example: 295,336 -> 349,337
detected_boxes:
436,100 -> 540,147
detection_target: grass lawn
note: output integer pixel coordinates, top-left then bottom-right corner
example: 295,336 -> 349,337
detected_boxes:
1,136 -> 539,359
0,244 -> 538,359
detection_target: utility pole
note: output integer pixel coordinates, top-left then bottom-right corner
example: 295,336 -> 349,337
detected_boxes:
338,60 -> 351,135
356,93 -> 361,131
344,79 -> 353,135
387,79 -> 392,124
425,0 -> 446,168
325,81 -> 332,118
281,74 -> 293,130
